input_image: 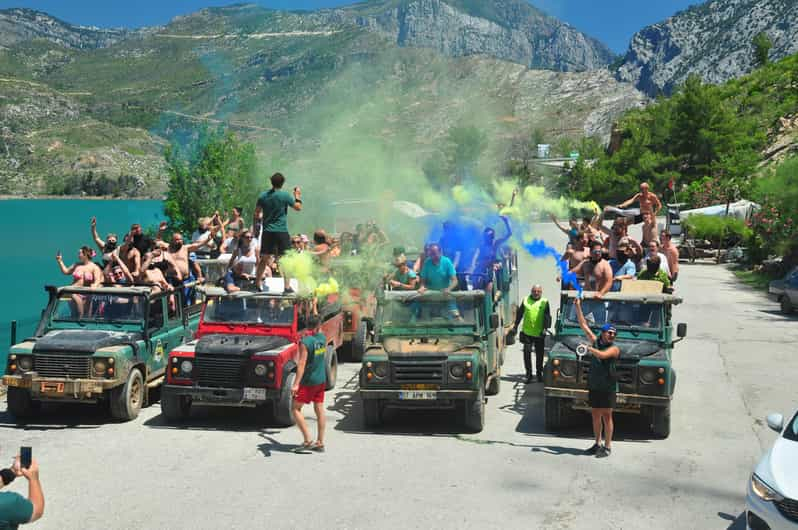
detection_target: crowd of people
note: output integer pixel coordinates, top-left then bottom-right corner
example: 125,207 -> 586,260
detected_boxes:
552,181 -> 679,296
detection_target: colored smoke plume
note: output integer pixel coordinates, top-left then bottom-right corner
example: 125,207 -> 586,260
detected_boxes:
523,239 -> 582,295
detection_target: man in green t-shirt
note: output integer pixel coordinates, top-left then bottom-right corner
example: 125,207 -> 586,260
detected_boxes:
389,259 -> 418,291
292,315 -> 328,453
254,172 -> 303,291
637,255 -> 671,291
0,457 -> 44,529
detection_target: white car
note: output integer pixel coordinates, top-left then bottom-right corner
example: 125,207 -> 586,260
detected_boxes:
747,410 -> 798,529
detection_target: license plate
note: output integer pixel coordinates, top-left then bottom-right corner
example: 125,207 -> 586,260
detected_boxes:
4,377 -> 29,388
40,382 -> 64,394
243,387 -> 266,401
400,384 -> 438,391
399,391 -> 437,400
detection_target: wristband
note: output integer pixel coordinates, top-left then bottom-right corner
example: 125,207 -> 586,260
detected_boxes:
0,468 -> 15,485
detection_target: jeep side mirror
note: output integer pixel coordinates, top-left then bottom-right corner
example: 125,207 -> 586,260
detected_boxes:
489,313 -> 499,330
766,413 -> 784,433
677,323 -> 687,338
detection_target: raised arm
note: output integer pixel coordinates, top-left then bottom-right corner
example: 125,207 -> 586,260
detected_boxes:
90,217 -> 104,251
112,254 -> 135,283
494,216 -> 512,247
573,297 -> 596,344
55,251 -> 75,276
290,187 -> 303,211
617,193 -> 639,209
185,230 -> 213,252
549,213 -> 570,236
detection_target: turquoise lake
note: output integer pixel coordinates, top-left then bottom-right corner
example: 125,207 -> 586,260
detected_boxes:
0,199 -> 164,351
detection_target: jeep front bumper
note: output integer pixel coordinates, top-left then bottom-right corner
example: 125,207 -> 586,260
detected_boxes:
163,384 -> 280,407
2,374 -> 119,401
544,387 -> 671,408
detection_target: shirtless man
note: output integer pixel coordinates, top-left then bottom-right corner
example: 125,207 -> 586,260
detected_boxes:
140,251 -> 174,295
617,182 -> 662,216
561,232 -> 590,288
117,233 -> 142,280
600,217 -> 628,260
162,232 -> 213,282
570,241 -> 613,298
660,231 -> 680,283
641,211 -> 660,246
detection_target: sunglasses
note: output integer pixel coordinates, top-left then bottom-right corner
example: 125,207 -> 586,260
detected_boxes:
242,235 -> 253,239
605,330 -> 617,336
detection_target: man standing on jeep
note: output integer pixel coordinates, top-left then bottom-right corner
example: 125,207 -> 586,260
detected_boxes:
574,297 -> 620,458
255,172 -> 303,291
292,315 -> 327,453
511,284 -> 551,384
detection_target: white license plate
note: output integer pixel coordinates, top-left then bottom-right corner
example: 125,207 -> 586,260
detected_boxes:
243,387 -> 266,401
399,391 -> 437,400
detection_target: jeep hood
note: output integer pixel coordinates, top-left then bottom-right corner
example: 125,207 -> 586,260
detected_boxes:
195,334 -> 292,356
32,330 -> 142,354
556,335 -> 664,359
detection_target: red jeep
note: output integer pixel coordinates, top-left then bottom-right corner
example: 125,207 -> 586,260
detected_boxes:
160,287 -> 343,425
342,286 -> 376,362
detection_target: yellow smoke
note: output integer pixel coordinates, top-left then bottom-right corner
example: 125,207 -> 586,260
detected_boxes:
278,250 -> 340,297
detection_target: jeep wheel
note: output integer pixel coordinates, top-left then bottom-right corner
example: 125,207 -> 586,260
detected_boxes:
161,390 -> 191,422
350,320 -> 368,362
544,395 -> 562,431
274,371 -> 296,427
780,296 -> 794,314
651,405 -> 671,439
363,399 -> 383,428
325,346 -> 338,391
109,368 -> 144,421
486,372 -> 501,396
6,388 -> 40,419
463,390 -> 485,433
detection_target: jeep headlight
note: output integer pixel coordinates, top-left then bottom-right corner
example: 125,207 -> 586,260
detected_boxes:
449,363 -> 465,379
180,360 -> 193,374
94,359 -> 107,375
254,364 -> 267,376
751,474 -> 783,502
640,368 -> 658,384
374,363 -> 388,378
558,359 -> 576,378
17,356 -> 32,372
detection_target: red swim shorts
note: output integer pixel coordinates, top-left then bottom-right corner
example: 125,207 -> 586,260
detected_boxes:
295,383 -> 325,404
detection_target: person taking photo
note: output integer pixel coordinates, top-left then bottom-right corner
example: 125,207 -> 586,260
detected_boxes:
0,456 -> 44,529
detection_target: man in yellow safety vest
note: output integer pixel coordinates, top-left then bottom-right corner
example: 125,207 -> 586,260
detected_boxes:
511,284 -> 551,384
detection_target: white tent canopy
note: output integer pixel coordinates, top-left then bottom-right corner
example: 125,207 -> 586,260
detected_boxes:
680,199 -> 759,221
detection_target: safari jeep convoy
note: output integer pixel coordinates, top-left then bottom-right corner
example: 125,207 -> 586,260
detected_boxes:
3,285 -> 201,421
160,286 -> 343,425
543,291 -> 687,438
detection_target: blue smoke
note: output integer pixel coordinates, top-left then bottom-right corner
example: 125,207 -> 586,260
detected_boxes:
523,239 -> 582,295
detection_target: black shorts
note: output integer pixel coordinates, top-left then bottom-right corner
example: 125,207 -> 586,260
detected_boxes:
671,271 -> 678,283
260,231 -> 291,257
588,390 -> 616,409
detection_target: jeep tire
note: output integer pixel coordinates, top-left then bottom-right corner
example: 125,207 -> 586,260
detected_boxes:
651,404 -> 671,439
486,371 -> 501,396
274,371 -> 296,427
325,346 -> 338,391
6,388 -> 40,419
110,368 -> 144,421
363,399 -> 383,428
463,389 -> 485,433
544,395 -> 563,431
781,296 -> 794,314
161,389 -> 191,421
350,320 -> 368,362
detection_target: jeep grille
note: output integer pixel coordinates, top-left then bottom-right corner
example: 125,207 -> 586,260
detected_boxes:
33,354 -> 92,379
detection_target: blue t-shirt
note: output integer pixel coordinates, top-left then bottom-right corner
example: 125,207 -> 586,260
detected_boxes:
420,256 -> 456,290
0,491 -> 33,530
611,259 -> 637,291
256,189 -> 295,233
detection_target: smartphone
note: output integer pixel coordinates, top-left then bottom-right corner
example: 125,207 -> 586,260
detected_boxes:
20,447 -> 31,469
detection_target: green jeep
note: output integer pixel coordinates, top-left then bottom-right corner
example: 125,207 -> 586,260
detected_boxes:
3,285 -> 201,421
543,291 -> 686,438
359,289 -> 508,432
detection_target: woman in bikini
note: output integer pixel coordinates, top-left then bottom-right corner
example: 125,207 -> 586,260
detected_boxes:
55,246 -> 104,317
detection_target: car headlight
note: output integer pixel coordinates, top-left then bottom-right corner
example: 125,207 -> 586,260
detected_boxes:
449,364 -> 465,379
751,473 -> 784,502
94,359 -> 107,375
254,364 -> 267,376
374,364 -> 387,378
17,356 -> 32,371
180,360 -> 193,374
559,360 -> 576,377
640,368 -> 658,384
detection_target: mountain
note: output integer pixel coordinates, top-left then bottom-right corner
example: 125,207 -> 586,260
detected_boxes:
0,8 -> 139,50
616,0 -> 798,96
0,2 -> 643,197
321,0 -> 615,71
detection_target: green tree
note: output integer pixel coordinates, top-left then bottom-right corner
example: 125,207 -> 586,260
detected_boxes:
164,129 -> 258,235
753,32 -> 772,66
447,125 -> 487,184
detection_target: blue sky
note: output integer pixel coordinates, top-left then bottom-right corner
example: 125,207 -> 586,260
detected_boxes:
0,0 -> 700,53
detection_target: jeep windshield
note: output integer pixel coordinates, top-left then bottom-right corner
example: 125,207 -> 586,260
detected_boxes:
204,296 -> 294,325
562,299 -> 663,331
52,293 -> 146,325
380,297 -> 479,328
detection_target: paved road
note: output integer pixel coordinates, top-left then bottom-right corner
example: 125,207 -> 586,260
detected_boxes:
2,225 -> 796,530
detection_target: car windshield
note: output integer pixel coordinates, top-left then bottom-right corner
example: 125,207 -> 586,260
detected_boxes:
380,297 -> 479,327
52,293 -> 145,324
204,296 -> 295,325
784,412 -> 798,442
563,299 -> 663,330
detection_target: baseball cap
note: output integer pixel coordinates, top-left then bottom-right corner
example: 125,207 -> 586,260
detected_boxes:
601,323 -> 617,333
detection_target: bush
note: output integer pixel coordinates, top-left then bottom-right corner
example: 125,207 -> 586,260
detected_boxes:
682,214 -> 752,246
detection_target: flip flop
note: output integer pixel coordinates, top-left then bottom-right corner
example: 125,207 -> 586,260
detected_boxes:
292,442 -> 313,454
311,442 -> 326,453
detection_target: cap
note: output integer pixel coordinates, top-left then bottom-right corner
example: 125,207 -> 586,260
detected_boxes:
601,323 -> 617,333
299,234 -> 309,243
189,252 -> 197,260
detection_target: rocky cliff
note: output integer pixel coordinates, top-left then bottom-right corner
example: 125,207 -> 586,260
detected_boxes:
616,0 -> 798,96
0,8 -> 136,50
323,0 -> 614,71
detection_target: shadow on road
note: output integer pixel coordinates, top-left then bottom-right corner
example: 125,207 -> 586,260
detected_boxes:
257,432 -> 301,457
718,511 -> 746,530
143,404 -> 278,432
0,402 -> 111,430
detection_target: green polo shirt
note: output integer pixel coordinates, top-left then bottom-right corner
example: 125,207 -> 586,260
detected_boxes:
0,491 -> 33,530
300,332 -> 327,387
256,189 -> 295,233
